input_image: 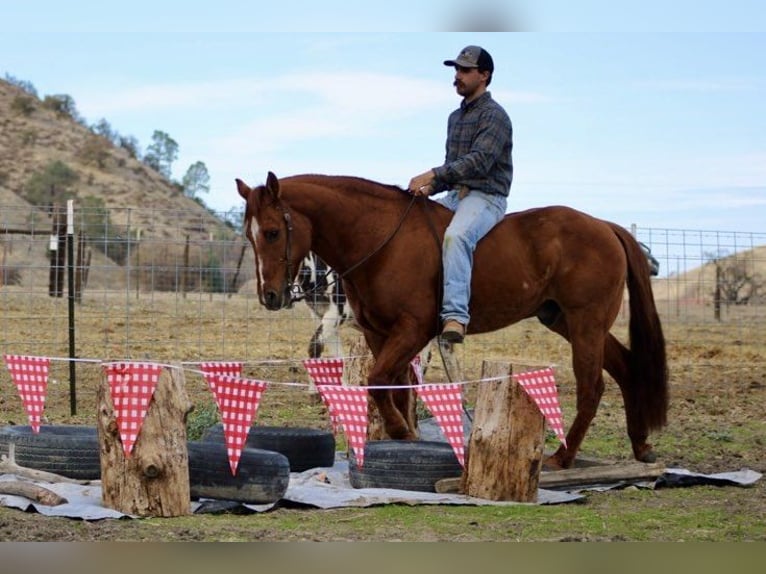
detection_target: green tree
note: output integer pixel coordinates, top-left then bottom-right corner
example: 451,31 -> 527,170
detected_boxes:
10,94 -> 36,116
91,118 -> 115,142
41,94 -> 81,122
23,160 -> 79,206
118,135 -> 141,159
4,73 -> 38,97
182,161 -> 211,199
143,130 -> 178,178
78,195 -> 131,264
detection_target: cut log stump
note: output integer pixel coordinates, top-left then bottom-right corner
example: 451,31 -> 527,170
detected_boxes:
460,360 -> 546,503
97,364 -> 194,517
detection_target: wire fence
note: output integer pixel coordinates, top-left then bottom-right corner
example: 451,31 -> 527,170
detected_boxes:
1,205 -> 764,416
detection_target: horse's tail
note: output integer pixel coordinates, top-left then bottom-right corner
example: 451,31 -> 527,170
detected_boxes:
610,223 -> 669,431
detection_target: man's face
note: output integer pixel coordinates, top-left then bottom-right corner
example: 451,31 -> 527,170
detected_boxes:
453,65 -> 488,99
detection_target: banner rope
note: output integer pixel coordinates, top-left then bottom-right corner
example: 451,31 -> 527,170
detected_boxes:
4,354 -> 558,389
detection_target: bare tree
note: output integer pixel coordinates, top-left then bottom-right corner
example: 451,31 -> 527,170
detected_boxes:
706,251 -> 764,320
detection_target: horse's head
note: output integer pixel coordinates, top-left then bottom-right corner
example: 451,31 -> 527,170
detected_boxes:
236,171 -> 311,310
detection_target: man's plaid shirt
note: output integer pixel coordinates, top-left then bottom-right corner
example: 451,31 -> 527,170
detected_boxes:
432,91 -> 513,197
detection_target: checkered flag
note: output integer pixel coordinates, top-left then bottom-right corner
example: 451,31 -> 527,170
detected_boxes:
103,362 -> 163,456
204,373 -> 267,475
200,361 -> 244,411
316,385 -> 369,467
4,354 -> 50,433
303,358 -> 344,433
416,383 -> 466,466
514,367 -> 567,447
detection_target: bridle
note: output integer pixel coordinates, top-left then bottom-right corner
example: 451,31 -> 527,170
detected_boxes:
244,199 -> 295,308
248,189 -> 428,307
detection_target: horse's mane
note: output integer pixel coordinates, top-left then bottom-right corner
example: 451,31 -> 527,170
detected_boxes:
286,174 -> 410,200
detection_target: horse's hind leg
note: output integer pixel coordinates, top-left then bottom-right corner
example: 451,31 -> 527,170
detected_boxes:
603,334 -> 656,463
542,314 -> 607,469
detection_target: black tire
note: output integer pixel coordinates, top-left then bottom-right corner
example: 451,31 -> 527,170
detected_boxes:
348,440 -> 463,492
200,424 -> 336,471
187,441 -> 290,504
0,425 -> 100,480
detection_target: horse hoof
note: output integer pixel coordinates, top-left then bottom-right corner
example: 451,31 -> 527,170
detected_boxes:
543,454 -> 565,471
634,444 -> 657,463
638,450 -> 657,463
385,425 -> 414,440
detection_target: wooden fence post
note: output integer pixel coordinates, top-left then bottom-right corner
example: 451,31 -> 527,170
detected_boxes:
461,360 -> 545,502
97,365 -> 194,517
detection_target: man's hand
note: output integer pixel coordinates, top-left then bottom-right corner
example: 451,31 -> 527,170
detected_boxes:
408,170 -> 435,196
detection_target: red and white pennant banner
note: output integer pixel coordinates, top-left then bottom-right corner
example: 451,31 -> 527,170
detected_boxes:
203,372 -> 267,475
303,358 -> 344,433
316,385 -> 369,467
416,383 -> 466,466
513,367 -> 567,447
199,361 -> 243,410
4,354 -> 50,433
103,362 -> 163,456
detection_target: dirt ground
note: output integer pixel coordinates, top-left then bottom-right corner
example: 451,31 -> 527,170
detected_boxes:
0,291 -> 764,540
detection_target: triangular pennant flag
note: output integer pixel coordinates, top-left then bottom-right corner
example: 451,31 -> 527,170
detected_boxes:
199,362 -> 243,410
513,367 -> 567,447
416,383 -> 466,467
103,362 -> 163,456
4,354 -> 50,433
303,358 -> 344,433
410,355 -> 424,386
204,373 -> 267,475
316,385 -> 368,467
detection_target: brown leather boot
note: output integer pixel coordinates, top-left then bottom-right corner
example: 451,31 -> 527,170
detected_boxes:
440,320 -> 465,344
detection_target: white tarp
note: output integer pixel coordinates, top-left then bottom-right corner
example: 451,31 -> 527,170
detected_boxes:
1,462 -> 761,521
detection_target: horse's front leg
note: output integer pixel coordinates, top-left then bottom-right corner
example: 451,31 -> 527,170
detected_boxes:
364,321 -> 429,440
367,365 -> 418,440
368,387 -> 415,440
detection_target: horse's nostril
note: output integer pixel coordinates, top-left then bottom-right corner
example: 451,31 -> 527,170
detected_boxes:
264,290 -> 281,310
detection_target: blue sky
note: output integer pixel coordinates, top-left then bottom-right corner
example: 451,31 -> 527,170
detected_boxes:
2,2 -> 765,235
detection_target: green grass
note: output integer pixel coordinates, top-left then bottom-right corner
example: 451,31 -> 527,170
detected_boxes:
46,483 -> 758,542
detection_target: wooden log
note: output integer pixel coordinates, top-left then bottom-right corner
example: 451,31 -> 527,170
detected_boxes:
97,365 -> 194,517
436,462 -> 666,494
460,360 -> 545,502
538,461 -> 666,489
0,480 -> 67,506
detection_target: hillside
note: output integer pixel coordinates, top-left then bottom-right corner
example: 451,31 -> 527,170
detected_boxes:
651,245 -> 766,306
0,78 -> 232,241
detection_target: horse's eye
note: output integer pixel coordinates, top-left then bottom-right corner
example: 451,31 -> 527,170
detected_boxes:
264,229 -> 279,243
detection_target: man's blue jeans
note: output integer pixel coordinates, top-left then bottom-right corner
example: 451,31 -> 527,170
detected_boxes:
434,189 -> 507,328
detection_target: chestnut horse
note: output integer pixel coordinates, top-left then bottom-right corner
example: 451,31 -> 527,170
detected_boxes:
236,172 -> 668,469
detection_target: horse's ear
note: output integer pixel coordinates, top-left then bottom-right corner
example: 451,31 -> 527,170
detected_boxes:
265,171 -> 281,200
235,178 -> 251,201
